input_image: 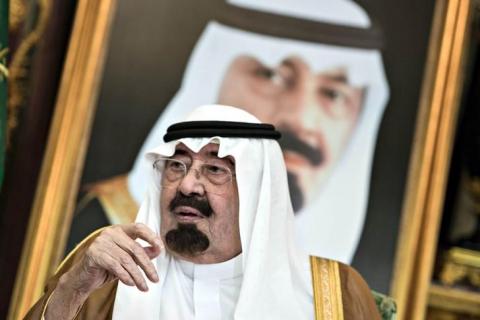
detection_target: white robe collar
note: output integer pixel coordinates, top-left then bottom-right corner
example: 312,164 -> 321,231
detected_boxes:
177,253 -> 244,281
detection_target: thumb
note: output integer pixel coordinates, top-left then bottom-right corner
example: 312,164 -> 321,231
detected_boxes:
144,237 -> 164,259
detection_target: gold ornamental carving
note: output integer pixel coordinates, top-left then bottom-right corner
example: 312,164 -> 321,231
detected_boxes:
440,247 -> 480,288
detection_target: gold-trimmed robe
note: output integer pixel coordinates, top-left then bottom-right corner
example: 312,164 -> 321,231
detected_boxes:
24,231 -> 380,320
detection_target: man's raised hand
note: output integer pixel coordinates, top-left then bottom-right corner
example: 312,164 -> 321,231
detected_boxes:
45,223 -> 163,320
65,223 -> 163,295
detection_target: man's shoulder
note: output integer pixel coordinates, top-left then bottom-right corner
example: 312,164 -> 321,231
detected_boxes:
309,256 -> 382,320
308,255 -> 366,284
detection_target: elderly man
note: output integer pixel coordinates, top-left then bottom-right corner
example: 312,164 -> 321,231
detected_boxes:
26,105 -> 379,319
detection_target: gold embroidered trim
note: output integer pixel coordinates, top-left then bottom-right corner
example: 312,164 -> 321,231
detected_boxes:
310,256 -> 344,320
8,0 -> 50,147
10,0 -> 28,31
82,175 -> 139,224
39,287 -> 55,320
0,48 -> 8,79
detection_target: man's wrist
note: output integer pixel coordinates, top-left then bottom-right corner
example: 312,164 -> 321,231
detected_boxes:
57,270 -> 92,302
44,273 -> 90,320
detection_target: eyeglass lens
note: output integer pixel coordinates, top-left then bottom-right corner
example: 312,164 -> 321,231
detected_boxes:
154,158 -> 233,196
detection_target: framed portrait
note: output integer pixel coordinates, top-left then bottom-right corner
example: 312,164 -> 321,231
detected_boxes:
67,0 -> 395,290
12,0 -> 475,319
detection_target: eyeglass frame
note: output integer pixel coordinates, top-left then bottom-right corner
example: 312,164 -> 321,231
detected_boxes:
153,156 -> 236,189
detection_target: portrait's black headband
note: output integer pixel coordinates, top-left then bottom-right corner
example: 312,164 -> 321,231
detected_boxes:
163,121 -> 281,142
216,2 -> 384,50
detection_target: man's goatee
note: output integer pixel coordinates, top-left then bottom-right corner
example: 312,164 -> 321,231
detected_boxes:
165,223 -> 210,256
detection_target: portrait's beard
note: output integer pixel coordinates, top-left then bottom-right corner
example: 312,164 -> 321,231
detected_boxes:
165,192 -> 213,256
287,172 -> 304,212
278,128 -> 324,213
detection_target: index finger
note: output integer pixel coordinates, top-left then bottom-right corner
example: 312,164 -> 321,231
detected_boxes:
122,223 -> 163,250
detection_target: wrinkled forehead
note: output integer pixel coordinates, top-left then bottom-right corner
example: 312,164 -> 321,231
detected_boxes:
146,137 -> 236,163
175,141 -> 218,155
173,142 -> 235,165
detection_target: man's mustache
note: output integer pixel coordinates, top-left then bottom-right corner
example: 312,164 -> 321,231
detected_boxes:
277,128 -> 324,166
168,192 -> 213,217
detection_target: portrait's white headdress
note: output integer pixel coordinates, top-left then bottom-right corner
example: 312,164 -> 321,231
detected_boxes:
114,105 -> 313,319
128,0 -> 389,262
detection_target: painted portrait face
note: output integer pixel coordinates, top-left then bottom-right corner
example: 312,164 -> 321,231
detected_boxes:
159,143 -> 241,264
218,55 -> 365,211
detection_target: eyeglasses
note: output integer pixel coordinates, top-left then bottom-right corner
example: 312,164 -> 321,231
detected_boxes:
153,157 -> 235,194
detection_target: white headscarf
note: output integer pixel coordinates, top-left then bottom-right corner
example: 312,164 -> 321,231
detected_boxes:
113,105 -> 313,319
128,1 -> 389,263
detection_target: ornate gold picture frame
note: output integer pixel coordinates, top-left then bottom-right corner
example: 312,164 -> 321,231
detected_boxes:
8,0 -> 117,318
390,0 -> 479,319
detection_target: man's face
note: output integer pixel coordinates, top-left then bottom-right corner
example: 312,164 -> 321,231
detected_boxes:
159,143 -> 241,264
218,55 -> 365,211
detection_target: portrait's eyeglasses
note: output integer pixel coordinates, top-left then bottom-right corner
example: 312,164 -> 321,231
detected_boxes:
153,157 -> 235,193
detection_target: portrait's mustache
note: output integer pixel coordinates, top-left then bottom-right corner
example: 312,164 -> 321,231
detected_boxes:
168,192 -> 213,217
278,129 -> 324,166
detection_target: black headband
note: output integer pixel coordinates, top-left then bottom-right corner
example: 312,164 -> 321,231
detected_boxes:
216,2 -> 384,50
163,121 -> 282,142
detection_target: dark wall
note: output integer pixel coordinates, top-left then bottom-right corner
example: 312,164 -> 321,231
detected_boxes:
353,0 -> 436,291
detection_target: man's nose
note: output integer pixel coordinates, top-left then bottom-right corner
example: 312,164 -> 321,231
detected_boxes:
273,56 -> 318,130
177,166 -> 206,196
